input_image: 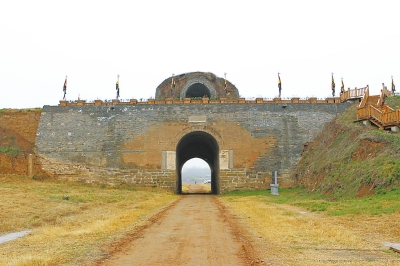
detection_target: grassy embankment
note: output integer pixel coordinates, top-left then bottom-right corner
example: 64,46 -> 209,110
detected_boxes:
296,96 -> 400,197
0,174 -> 178,265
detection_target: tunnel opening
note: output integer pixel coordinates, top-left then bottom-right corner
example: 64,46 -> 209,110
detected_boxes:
181,158 -> 211,194
176,131 -> 219,194
185,83 -> 211,98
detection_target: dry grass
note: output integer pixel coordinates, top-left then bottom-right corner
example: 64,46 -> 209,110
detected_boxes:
221,194 -> 400,265
181,183 -> 211,194
0,174 -> 178,265
181,184 -> 189,193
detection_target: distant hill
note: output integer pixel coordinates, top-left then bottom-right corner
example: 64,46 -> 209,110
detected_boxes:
294,96 -> 400,198
182,167 -> 211,183
182,167 -> 211,179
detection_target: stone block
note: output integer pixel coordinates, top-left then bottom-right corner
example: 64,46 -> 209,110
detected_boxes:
273,98 -> 281,103
291,98 -> 299,103
309,97 -> 317,103
362,120 -> 371,126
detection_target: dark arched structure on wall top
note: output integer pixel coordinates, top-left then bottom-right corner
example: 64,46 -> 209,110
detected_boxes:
175,131 -> 219,194
185,83 -> 211,98
155,72 -> 240,100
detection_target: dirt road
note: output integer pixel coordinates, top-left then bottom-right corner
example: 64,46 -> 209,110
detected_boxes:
99,186 -> 260,266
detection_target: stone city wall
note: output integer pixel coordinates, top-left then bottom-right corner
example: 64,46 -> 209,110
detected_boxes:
35,102 -> 351,193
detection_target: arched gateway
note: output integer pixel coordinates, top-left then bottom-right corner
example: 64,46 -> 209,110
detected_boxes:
176,131 -> 219,194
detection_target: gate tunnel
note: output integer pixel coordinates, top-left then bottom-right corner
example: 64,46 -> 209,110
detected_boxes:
185,83 -> 211,98
176,131 -> 219,194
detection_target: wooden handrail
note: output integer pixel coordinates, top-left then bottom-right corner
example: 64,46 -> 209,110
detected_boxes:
383,86 -> 394,98
382,107 -> 399,125
341,87 -> 367,103
370,105 -> 383,122
356,106 -> 370,120
358,88 -> 369,108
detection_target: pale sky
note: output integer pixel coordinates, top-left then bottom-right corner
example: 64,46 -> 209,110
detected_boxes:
1,0 -> 399,109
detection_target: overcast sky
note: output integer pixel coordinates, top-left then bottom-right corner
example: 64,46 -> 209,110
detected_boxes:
1,0 -> 399,110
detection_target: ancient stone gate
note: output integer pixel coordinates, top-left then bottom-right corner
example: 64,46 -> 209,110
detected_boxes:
35,72 -> 351,194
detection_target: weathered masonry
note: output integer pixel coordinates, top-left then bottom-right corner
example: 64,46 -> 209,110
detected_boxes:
35,72 -> 351,194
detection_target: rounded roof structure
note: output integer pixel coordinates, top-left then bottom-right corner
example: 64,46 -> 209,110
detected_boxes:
155,72 -> 239,100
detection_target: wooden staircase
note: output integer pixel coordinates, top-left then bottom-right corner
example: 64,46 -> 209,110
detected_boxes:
355,87 -> 400,130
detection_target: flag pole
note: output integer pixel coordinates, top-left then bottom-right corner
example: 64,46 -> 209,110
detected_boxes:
63,75 -> 67,100
278,72 -> 281,98
116,74 -> 120,99
224,72 -> 227,94
171,73 -> 175,96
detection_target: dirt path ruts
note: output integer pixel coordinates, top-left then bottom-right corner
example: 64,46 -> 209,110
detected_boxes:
99,193 -> 261,266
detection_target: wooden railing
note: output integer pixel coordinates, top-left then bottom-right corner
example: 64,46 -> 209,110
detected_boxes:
369,105 -> 383,122
383,86 -> 394,98
340,87 -> 367,102
358,88 -> 370,108
383,108 -> 399,125
356,106 -> 370,120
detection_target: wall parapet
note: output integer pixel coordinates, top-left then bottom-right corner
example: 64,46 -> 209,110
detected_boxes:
59,97 -> 341,106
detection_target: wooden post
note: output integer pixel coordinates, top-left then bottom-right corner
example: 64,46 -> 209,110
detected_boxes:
397,107 -> 400,124
368,105 -> 371,118
28,154 -> 33,177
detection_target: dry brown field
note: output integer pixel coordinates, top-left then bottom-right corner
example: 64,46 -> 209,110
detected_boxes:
0,174 -> 178,265
221,193 -> 400,265
1,176 -> 400,265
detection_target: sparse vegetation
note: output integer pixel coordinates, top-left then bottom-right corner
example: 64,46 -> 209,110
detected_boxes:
0,145 -> 20,156
0,174 -> 178,265
223,187 -> 400,216
0,135 -> 20,156
221,188 -> 400,265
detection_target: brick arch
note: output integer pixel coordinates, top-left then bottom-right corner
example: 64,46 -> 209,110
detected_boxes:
175,130 -> 220,194
172,125 -> 224,147
180,77 -> 217,100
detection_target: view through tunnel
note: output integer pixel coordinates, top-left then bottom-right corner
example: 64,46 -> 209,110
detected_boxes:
181,158 -> 211,194
176,131 -> 219,194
